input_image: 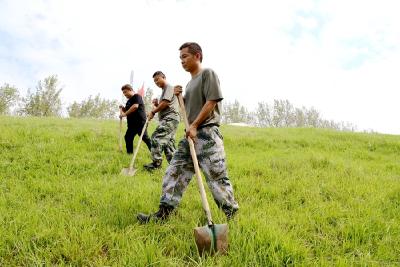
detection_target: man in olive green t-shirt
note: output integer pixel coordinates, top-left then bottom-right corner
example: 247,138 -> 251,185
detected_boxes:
137,42 -> 239,223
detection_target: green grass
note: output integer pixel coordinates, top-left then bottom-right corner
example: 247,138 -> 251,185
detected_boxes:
1,115 -> 400,266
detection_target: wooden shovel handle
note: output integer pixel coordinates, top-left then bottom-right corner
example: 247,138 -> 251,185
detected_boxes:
119,117 -> 123,152
177,94 -> 213,225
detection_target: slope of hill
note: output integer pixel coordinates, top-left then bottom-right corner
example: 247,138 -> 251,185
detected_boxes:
1,116 -> 399,266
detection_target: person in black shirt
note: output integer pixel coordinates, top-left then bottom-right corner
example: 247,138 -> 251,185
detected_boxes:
119,84 -> 151,154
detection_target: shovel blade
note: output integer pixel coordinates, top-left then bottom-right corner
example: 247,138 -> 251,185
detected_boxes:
120,167 -> 137,176
194,223 -> 228,256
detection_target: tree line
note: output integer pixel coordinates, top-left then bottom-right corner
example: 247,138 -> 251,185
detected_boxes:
0,75 -> 154,120
221,99 -> 356,131
1,75 -> 355,131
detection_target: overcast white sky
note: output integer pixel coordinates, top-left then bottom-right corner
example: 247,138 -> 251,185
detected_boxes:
1,0 -> 399,134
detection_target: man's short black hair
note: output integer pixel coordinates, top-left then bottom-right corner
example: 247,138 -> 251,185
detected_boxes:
152,71 -> 166,79
121,84 -> 133,91
179,42 -> 203,62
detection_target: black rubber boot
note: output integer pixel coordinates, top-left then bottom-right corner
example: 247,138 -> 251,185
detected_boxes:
143,161 -> 162,171
137,204 -> 174,224
222,205 -> 239,221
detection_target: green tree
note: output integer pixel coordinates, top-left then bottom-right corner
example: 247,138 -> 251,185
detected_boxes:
67,94 -> 119,119
293,107 -> 306,127
21,75 -> 63,117
255,102 -> 272,127
272,99 -> 295,127
0,83 -> 19,115
222,100 -> 250,124
143,87 -> 153,112
305,107 -> 320,127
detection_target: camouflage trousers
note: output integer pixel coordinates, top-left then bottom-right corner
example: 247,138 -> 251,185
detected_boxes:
160,125 -> 239,213
151,118 -> 179,164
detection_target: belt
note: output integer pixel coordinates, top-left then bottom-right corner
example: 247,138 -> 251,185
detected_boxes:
197,123 -> 219,130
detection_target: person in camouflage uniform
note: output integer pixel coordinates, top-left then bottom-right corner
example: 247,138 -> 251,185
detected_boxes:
137,42 -> 239,223
144,71 -> 180,171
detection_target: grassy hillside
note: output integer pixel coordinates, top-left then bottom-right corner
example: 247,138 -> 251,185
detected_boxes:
1,116 -> 399,266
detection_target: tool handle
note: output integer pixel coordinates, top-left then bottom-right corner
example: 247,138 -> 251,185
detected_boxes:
128,117 -> 150,169
178,94 -> 213,225
119,117 -> 123,152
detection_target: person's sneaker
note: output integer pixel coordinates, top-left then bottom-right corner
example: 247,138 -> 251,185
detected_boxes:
137,204 -> 174,224
143,162 -> 162,171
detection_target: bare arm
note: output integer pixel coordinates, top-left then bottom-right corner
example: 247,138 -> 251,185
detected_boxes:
152,98 -> 159,107
147,100 -> 169,119
174,85 -> 217,139
153,100 -> 169,113
186,100 -> 218,139
121,104 -> 138,117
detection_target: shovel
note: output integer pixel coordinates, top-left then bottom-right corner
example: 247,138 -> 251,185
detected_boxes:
177,94 -> 228,256
118,117 -> 123,152
120,117 -> 150,176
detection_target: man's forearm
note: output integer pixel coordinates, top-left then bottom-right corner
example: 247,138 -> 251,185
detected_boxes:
152,100 -> 169,114
191,100 -> 217,128
125,104 -> 138,116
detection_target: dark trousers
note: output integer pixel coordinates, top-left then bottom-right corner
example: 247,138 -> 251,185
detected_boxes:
125,124 -> 152,154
